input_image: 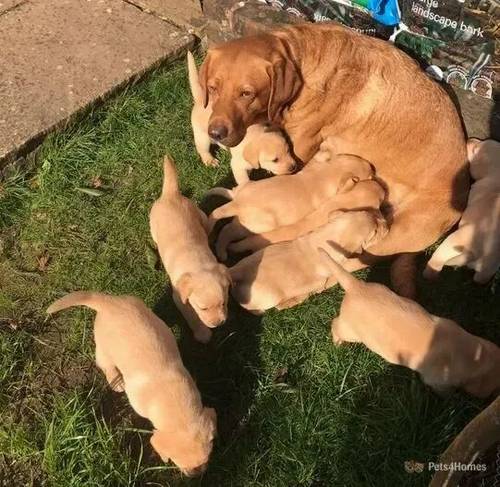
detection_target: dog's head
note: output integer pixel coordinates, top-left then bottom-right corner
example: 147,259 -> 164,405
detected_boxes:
326,209 -> 388,254
177,265 -> 231,328
151,407 -> 217,477
199,34 -> 302,147
243,128 -> 297,175
467,137 -> 500,181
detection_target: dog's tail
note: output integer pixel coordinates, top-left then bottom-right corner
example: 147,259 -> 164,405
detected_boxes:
160,154 -> 180,196
47,291 -> 108,315
204,187 -> 234,200
187,51 -> 204,105
317,249 -> 359,293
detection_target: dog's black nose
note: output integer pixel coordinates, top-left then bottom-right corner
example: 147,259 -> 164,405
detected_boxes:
209,124 -> 228,141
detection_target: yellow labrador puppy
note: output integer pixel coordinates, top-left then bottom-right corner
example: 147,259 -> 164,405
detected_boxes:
47,292 -> 217,476
150,155 -> 230,344
424,138 -> 500,283
229,179 -> 386,253
230,209 -> 387,314
208,150 -> 374,260
188,51 -> 295,184
322,253 -> 500,398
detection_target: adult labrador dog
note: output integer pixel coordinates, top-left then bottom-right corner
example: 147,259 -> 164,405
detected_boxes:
199,23 -> 469,274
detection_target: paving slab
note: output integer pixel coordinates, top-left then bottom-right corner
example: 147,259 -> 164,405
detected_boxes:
0,0 -> 194,165
127,0 -> 204,28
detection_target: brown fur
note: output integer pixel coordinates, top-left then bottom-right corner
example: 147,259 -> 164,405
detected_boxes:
188,51 -> 296,185
200,23 -> 469,263
47,292 -> 217,475
320,254 -> 500,398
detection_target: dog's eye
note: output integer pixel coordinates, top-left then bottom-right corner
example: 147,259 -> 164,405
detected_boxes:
240,90 -> 254,99
272,157 -> 279,163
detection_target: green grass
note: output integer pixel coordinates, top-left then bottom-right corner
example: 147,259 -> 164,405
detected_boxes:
0,58 -> 499,487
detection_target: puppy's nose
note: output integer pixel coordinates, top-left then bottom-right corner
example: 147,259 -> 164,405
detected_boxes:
209,124 -> 228,141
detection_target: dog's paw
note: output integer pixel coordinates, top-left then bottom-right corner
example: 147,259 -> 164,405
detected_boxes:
203,156 -> 219,167
331,329 -> 345,346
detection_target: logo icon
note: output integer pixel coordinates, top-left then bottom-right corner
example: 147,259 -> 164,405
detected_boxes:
405,460 -> 425,473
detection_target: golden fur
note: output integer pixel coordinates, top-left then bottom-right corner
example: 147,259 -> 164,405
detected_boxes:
200,23 -> 469,266
187,51 -> 295,185
230,209 -> 387,313
207,149 -> 374,260
150,156 -> 230,343
321,255 -> 500,398
425,138 -> 500,283
46,292 -> 217,476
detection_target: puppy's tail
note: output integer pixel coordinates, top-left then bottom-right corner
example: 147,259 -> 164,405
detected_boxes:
187,51 -> 204,105
47,291 -> 108,315
161,155 -> 180,196
317,248 -> 359,293
204,187 -> 234,200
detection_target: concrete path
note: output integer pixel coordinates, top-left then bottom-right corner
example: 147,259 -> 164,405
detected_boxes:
0,0 -> 195,165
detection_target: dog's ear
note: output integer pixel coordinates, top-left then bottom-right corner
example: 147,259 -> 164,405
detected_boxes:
338,174 -> 359,193
363,211 -> 389,249
176,273 -> 193,304
150,430 -> 171,462
242,143 -> 261,169
466,138 -> 482,162
266,54 -> 302,122
199,51 -> 213,108
217,263 -> 232,286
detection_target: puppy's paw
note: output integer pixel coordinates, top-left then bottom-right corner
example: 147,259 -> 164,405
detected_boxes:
193,326 -> 212,344
331,331 -> 345,346
202,156 -> 219,167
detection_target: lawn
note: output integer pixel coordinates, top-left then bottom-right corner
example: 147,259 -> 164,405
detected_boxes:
0,58 -> 498,487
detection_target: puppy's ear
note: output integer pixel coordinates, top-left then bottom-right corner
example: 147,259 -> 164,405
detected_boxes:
466,138 -> 482,162
217,263 -> 232,286
338,174 -> 359,193
150,430 -> 171,462
363,211 -> 389,249
199,52 -> 213,108
242,142 -> 261,169
176,273 -> 193,304
266,53 -> 302,122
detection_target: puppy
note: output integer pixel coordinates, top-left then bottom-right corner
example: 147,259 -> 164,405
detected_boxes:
229,179 -> 386,253
150,155 -> 230,344
424,138 -> 500,283
187,51 -> 295,185
230,209 -> 387,314
208,150 -> 375,260
321,253 -> 500,398
46,292 -> 217,476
